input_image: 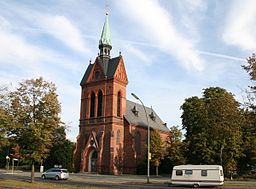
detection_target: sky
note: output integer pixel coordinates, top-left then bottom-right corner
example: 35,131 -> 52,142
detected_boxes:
0,0 -> 256,142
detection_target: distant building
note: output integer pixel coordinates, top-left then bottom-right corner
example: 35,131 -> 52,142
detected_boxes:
74,14 -> 169,174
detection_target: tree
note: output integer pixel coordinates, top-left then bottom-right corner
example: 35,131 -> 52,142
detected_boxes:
237,110 -> 256,174
242,53 -> 256,111
0,86 -> 16,169
45,139 -> 75,171
181,87 -> 243,175
0,86 -> 12,147
165,126 -> 185,171
204,87 -> 243,175
150,130 -> 165,176
8,77 -> 62,182
45,126 -> 75,171
240,53 -> 256,174
181,96 -> 212,164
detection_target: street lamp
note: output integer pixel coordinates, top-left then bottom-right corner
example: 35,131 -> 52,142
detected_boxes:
6,156 -> 10,172
131,93 -> 150,184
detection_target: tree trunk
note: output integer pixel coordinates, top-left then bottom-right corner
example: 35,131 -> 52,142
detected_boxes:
156,165 -> 158,176
220,139 -> 225,166
31,162 -> 35,183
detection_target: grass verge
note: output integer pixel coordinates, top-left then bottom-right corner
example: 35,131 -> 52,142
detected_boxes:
0,179 -> 109,189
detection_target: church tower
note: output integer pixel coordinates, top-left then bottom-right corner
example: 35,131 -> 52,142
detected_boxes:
74,13 -> 128,174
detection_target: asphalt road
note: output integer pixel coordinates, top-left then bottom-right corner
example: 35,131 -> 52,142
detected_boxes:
0,169 -> 255,189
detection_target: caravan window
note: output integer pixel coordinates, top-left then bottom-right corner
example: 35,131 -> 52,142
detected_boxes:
220,170 -> 223,176
201,170 -> 207,176
176,170 -> 183,176
185,170 -> 193,175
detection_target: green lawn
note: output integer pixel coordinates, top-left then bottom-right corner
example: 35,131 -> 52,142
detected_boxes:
0,179 -> 109,189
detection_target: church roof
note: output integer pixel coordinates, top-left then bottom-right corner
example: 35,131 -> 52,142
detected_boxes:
99,56 -> 120,77
80,56 -> 122,86
80,63 -> 94,85
99,13 -> 112,47
125,100 -> 169,132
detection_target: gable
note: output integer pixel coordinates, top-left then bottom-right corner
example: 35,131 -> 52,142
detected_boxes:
80,56 -> 128,86
87,60 -> 105,82
85,131 -> 99,150
113,58 -> 128,84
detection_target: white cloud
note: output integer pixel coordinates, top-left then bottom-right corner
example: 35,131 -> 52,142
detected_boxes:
183,0 -> 206,12
197,50 -> 246,62
0,30 -> 45,66
39,15 -> 91,54
0,16 -> 11,29
177,0 -> 207,41
0,28 -> 83,75
223,0 -> 256,50
114,0 -> 204,71
124,44 -> 151,65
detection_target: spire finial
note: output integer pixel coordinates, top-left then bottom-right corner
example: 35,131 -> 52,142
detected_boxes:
99,10 -> 112,58
105,0 -> 109,15
99,14 -> 112,47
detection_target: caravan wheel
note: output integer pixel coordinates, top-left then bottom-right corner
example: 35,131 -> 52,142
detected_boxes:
193,184 -> 200,188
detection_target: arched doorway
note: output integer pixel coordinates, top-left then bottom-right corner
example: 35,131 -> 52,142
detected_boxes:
88,150 -> 97,172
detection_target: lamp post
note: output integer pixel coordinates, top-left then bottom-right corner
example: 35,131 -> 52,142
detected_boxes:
6,156 -> 10,172
131,93 -> 150,184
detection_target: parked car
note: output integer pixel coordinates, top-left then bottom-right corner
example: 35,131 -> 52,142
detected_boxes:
41,168 -> 69,180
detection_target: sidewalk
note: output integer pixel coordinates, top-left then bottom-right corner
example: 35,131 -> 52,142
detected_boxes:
71,172 -> 171,185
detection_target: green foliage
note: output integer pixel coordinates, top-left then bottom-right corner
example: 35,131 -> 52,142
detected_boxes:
242,53 -> 256,111
165,126 -> 185,171
242,53 -> 256,81
150,130 -> 165,176
0,86 -> 13,147
181,87 -> 243,175
0,78 -> 76,180
238,110 -> 256,174
45,126 -> 75,171
8,77 -> 62,163
45,139 -> 75,171
239,53 -> 256,174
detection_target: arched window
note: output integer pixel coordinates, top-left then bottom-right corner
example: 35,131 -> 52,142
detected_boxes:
117,91 -> 121,117
90,92 -> 95,118
116,130 -> 121,145
97,90 -> 103,117
135,132 -> 141,153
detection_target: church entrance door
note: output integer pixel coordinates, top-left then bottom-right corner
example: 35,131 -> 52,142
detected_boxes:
88,149 -> 97,172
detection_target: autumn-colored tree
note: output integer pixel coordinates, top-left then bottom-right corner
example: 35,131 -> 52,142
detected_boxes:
150,130 -> 165,176
8,77 -> 62,182
0,86 -> 15,168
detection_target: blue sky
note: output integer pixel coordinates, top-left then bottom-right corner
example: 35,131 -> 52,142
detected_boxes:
0,0 -> 255,141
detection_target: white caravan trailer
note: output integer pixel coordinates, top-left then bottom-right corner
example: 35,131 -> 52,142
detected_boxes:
170,165 -> 224,188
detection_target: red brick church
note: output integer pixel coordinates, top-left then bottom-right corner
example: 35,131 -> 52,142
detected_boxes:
74,14 -> 169,174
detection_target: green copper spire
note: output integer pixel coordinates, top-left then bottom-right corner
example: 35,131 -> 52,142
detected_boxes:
99,13 -> 112,47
